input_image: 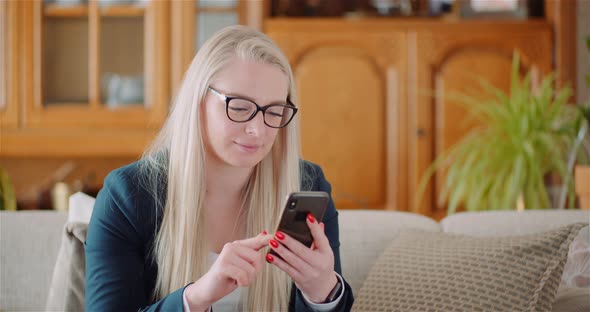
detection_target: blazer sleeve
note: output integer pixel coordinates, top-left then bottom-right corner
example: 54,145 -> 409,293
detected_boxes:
85,170 -> 186,311
290,163 -> 355,312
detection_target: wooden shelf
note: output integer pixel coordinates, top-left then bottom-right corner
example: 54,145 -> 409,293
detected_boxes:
44,102 -> 90,107
44,4 -> 88,18
264,18 -> 553,32
100,5 -> 145,17
195,6 -> 236,14
43,4 -> 145,18
0,128 -> 158,157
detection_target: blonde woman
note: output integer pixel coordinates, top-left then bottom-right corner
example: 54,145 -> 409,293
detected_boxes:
85,25 -> 354,311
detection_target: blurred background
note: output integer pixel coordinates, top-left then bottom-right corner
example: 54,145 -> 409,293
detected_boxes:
0,0 -> 589,219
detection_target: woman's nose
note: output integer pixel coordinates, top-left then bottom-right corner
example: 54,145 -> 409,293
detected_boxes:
245,111 -> 266,136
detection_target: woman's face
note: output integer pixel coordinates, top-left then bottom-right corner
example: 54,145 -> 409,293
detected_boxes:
202,58 -> 289,169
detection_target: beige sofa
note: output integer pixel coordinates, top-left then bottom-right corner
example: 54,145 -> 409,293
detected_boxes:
1,198 -> 588,311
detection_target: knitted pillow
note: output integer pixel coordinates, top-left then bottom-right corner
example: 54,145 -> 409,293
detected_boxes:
45,222 -> 88,311
560,226 -> 590,288
353,223 -> 587,311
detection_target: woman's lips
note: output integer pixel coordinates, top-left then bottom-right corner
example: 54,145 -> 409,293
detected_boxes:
235,142 -> 260,153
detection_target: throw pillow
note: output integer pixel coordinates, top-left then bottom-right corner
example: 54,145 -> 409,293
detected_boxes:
45,222 -> 88,311
552,287 -> 590,312
353,223 -> 587,312
560,226 -> 590,289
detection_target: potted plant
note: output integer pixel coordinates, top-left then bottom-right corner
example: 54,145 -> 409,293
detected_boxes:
417,52 -> 580,214
572,105 -> 590,209
570,38 -> 590,209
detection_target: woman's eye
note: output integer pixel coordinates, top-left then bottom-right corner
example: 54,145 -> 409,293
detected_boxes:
230,107 -> 249,112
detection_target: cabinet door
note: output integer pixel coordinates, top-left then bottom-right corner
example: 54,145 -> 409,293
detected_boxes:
267,21 -> 408,210
410,22 -> 552,219
170,0 -> 264,94
0,0 -> 19,129
21,0 -> 168,129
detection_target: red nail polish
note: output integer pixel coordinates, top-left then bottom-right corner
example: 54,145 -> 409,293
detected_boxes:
269,239 -> 279,248
261,230 -> 267,235
275,231 -> 285,240
265,254 -> 274,263
307,213 -> 316,223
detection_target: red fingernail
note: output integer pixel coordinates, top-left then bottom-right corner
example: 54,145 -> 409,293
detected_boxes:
261,230 -> 267,235
269,239 -> 279,248
307,213 -> 316,223
275,231 -> 285,240
265,254 -> 274,263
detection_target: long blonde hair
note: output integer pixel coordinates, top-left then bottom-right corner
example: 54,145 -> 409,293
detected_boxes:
140,25 -> 301,310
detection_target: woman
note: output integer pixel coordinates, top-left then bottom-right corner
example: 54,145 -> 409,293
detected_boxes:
85,25 -> 354,311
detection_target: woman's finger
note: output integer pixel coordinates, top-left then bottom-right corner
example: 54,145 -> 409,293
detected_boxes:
265,253 -> 303,282
272,231 -> 314,264
307,215 -> 330,252
268,238 -> 312,273
226,252 -> 257,282
224,241 -> 263,266
234,231 -> 273,251
220,264 -> 249,286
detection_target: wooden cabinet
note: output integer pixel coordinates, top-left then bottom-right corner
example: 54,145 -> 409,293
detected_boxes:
0,1 -> 565,216
2,0 -> 169,157
0,0 -> 19,130
266,19 -> 552,217
2,0 -> 261,157
410,22 -> 552,219
266,20 -> 408,211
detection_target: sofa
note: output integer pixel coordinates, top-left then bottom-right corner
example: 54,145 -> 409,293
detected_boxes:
1,193 -> 588,311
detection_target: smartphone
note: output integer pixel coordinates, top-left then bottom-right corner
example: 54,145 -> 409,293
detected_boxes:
269,191 -> 330,258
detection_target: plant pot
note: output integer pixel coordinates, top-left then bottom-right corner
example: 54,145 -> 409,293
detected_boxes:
575,165 -> 590,209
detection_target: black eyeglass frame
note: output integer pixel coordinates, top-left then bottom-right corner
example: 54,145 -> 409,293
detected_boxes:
208,87 -> 298,129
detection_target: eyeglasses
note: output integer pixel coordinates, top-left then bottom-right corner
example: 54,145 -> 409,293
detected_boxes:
208,87 -> 298,128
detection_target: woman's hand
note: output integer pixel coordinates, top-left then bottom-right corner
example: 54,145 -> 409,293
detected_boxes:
266,214 -> 338,303
184,232 -> 271,311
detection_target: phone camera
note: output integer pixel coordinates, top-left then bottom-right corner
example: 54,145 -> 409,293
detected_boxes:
289,200 -> 297,209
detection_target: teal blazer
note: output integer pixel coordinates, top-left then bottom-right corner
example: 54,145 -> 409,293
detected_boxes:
85,160 -> 354,311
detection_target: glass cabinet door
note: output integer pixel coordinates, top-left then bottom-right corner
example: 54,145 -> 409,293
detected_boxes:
170,0 -> 267,93
0,0 -> 19,129
100,9 -> 145,108
22,0 -> 168,129
1,1 -> 6,112
42,9 -> 89,106
195,0 -> 239,49
1,0 -> 7,116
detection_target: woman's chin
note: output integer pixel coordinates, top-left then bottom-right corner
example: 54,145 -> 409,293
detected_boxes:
226,155 -> 264,169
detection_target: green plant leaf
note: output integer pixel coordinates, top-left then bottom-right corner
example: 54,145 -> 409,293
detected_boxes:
419,50 -> 582,214
509,51 -> 521,106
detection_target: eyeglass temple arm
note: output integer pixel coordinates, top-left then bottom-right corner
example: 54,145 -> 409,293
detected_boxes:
208,87 -> 226,100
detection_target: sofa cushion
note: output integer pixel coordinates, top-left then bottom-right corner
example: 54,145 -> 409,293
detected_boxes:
560,226 -> 590,289
0,211 -> 67,311
552,287 -> 590,312
338,210 -> 441,294
45,222 -> 88,312
353,223 -> 587,311
442,209 -> 590,292
440,209 -> 590,237
67,192 -> 96,224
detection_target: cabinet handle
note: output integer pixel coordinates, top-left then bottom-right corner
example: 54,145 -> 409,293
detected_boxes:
416,128 -> 426,137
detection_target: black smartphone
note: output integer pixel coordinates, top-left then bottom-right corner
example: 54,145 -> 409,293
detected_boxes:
269,191 -> 329,258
